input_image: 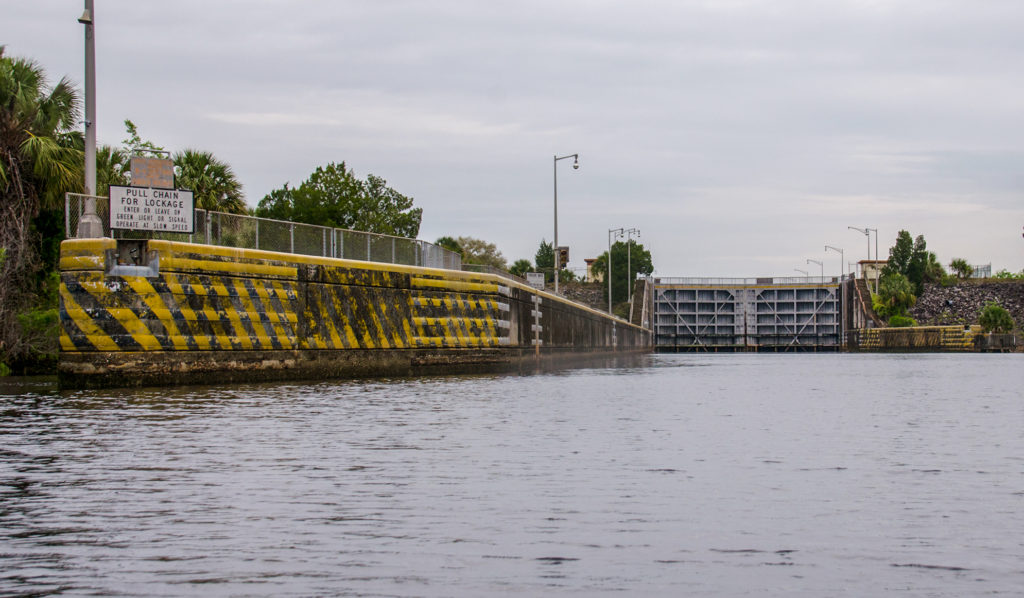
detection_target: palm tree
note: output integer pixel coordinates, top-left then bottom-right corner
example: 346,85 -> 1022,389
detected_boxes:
0,47 -> 83,363
96,144 -> 128,197
172,149 -> 246,213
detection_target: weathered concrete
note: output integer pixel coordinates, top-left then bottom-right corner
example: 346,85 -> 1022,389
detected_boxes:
850,326 -> 977,352
58,239 -> 650,389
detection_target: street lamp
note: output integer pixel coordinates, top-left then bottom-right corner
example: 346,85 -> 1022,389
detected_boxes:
794,268 -> 808,276
825,245 -> 845,345
807,258 -> 823,280
553,153 -> 579,294
608,227 -> 624,314
825,245 -> 844,279
848,226 -> 872,261
77,0 -> 103,238
625,228 -> 640,303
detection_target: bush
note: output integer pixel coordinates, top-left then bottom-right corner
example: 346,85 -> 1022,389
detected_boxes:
888,315 -> 917,327
978,301 -> 1015,333
939,273 -> 957,287
993,269 -> 1024,280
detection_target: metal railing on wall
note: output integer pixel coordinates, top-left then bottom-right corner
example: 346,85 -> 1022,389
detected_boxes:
65,195 -> 462,270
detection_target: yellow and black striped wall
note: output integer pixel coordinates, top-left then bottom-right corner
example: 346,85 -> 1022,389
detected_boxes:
59,238 -> 650,388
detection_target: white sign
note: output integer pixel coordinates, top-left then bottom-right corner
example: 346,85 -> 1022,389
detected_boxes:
109,185 -> 194,233
526,272 -> 545,289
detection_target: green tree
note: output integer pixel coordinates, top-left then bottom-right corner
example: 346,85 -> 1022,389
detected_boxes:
978,301 -> 1015,333
456,236 -> 507,270
96,144 -> 128,197
873,272 -> 916,320
0,47 -> 82,367
949,258 -> 973,279
173,149 -> 246,213
590,240 -> 654,304
509,258 -> 533,277
256,162 -> 421,237
434,236 -> 463,256
121,119 -> 164,156
883,230 -> 942,295
535,240 -> 554,282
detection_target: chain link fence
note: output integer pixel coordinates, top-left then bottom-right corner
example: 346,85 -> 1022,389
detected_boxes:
65,194 -> 461,270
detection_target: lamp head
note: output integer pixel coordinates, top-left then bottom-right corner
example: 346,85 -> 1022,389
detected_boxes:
572,158 -> 579,170
78,9 -> 92,24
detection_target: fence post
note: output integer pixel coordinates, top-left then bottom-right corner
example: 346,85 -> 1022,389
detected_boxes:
366,235 -> 371,262
392,238 -> 396,264
290,223 -> 295,254
323,228 -> 327,257
255,218 -> 259,250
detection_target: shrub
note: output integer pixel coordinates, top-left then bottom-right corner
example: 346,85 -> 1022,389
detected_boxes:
888,315 -> 917,327
978,301 -> 1015,333
993,269 -> 1024,280
939,273 -> 957,287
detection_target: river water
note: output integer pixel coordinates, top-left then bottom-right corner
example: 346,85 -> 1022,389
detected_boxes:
1,353 -> 1022,597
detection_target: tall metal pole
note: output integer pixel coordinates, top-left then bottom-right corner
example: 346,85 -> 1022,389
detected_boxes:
552,153 -> 578,294
826,245 -> 845,347
77,0 -> 103,238
625,228 -> 639,304
608,227 -> 623,314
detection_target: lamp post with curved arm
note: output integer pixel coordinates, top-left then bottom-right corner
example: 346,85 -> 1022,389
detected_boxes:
553,153 -> 579,294
608,228 -> 624,314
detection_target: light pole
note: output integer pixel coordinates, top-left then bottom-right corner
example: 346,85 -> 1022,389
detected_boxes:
825,245 -> 844,279
807,258 -> 824,345
825,245 -> 845,346
608,227 -> 624,314
848,226 -> 871,260
77,0 -> 103,238
807,258 -> 823,280
553,153 -> 579,294
794,268 -> 808,276
625,228 -> 639,304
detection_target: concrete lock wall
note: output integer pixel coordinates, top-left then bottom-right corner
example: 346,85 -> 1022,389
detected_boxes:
58,239 -> 651,388
853,326 -> 976,351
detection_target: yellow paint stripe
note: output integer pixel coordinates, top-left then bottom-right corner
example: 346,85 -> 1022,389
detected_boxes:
162,256 -> 297,279
209,279 -> 254,350
104,308 -> 163,351
124,277 -> 190,351
314,289 -> 344,349
59,254 -> 107,271
59,329 -> 76,351
163,275 -> 211,350
411,277 -> 499,294
231,278 -> 277,350
261,281 -> 295,350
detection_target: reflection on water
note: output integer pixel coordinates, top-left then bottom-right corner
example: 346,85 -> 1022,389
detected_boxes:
1,354 -> 1022,596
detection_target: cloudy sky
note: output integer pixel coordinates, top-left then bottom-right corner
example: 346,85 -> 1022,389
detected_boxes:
6,0 -> 1024,277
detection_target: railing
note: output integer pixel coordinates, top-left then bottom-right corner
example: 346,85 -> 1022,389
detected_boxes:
65,195 -> 462,270
654,275 -> 852,286
461,263 -> 526,284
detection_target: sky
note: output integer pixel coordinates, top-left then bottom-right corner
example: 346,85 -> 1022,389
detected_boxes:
5,0 -> 1024,278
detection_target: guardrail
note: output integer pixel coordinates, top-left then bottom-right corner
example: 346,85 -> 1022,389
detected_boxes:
654,275 -> 853,286
65,194 -> 462,270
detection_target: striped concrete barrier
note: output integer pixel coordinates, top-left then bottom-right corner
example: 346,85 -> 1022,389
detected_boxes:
59,239 -> 650,388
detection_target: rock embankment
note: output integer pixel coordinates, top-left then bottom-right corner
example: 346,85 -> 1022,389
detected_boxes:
911,280 -> 1024,329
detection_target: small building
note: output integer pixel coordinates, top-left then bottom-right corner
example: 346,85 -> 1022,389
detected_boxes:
858,259 -> 886,293
584,258 -> 601,283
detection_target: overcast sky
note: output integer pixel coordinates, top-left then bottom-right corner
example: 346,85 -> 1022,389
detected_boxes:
6,0 -> 1024,277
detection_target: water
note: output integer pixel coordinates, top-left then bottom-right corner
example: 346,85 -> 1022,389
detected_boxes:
1,353 -> 1022,596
